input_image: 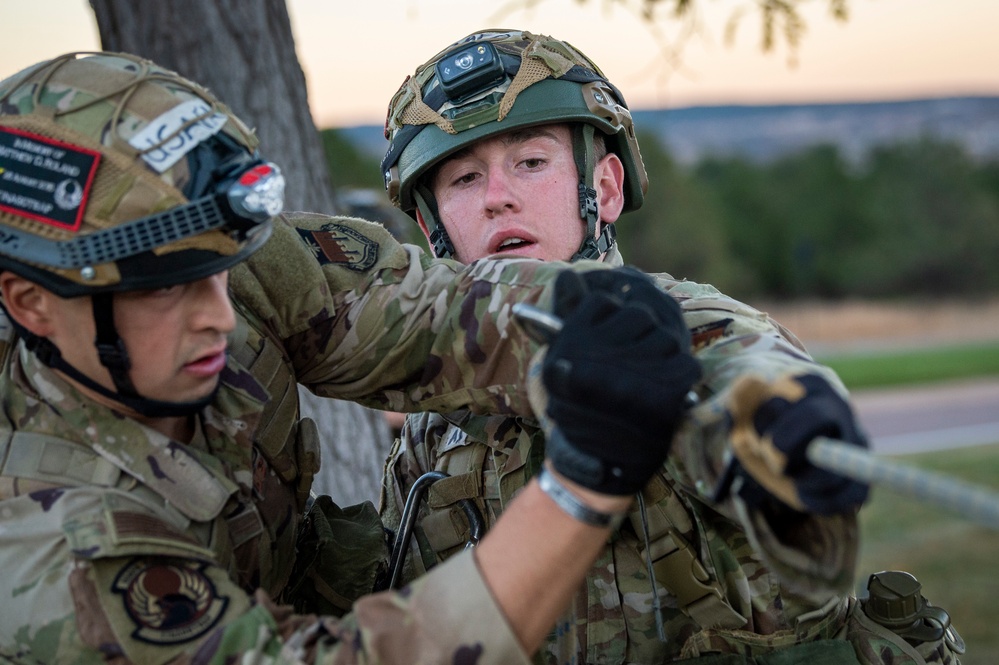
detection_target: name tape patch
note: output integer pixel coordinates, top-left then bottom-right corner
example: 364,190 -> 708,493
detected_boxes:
0,127 -> 100,231
128,99 -> 228,173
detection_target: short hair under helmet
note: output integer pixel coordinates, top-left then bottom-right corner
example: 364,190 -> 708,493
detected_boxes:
0,52 -> 282,298
0,52 -> 284,418
382,29 -> 649,260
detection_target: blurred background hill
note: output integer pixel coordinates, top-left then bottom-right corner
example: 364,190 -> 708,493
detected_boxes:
636,96 -> 999,165
340,95 -> 999,166
328,94 -> 999,304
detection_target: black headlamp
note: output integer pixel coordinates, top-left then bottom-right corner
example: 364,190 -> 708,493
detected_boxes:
224,161 -> 285,224
435,41 -> 506,102
185,132 -> 285,227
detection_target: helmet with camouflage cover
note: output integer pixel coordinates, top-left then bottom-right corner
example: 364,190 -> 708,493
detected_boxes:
0,52 -> 283,416
382,29 -> 648,261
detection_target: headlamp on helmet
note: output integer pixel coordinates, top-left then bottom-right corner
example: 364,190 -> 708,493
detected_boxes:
436,41 -> 506,102
229,162 -> 285,222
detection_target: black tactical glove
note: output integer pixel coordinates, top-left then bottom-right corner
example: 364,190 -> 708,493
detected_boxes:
542,269 -> 702,495
727,373 -> 870,515
552,266 -> 680,328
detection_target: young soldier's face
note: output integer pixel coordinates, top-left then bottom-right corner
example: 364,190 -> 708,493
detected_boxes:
46,272 -> 235,405
424,124 -> 625,263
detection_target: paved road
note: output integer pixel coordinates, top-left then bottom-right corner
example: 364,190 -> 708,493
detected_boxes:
851,377 -> 999,455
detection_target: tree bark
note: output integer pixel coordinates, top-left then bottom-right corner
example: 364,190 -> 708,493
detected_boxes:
89,0 -> 335,214
89,0 -> 392,505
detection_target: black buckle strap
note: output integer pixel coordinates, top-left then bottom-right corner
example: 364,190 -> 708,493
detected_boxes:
578,183 -> 598,220
574,224 -> 617,261
429,225 -> 455,259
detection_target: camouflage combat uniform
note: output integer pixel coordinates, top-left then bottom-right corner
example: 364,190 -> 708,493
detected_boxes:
382,246 -> 961,665
0,211 -> 595,665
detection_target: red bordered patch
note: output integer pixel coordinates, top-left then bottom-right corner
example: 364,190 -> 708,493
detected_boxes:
297,222 -> 378,271
112,558 -> 228,645
0,126 -> 101,231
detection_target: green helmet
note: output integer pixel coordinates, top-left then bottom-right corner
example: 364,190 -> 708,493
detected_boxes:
382,29 -> 648,260
0,52 -> 282,416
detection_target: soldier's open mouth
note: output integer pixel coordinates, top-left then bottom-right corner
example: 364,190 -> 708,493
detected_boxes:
497,237 -> 533,251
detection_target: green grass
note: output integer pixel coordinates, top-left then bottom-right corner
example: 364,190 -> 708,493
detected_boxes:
857,443 -> 999,664
816,341 -> 999,390
814,342 -> 999,660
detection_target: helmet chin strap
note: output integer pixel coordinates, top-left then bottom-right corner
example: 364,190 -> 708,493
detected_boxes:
91,293 -> 138,396
5,296 -> 217,419
414,182 -> 456,259
576,223 -> 617,263
570,124 -> 616,262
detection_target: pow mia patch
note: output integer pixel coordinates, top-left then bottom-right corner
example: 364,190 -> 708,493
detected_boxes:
112,558 -> 228,645
0,126 -> 100,231
297,223 -> 378,271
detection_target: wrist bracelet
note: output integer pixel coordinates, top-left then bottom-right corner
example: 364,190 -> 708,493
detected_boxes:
537,467 -> 627,530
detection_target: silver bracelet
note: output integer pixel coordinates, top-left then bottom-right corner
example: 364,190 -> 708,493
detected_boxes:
537,468 -> 627,530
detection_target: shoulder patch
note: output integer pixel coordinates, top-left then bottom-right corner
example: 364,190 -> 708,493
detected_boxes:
296,222 -> 378,270
112,558 -> 228,645
691,317 -> 733,349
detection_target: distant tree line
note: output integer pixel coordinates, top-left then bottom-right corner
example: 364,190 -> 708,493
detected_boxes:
322,128 -> 999,302
622,135 -> 999,300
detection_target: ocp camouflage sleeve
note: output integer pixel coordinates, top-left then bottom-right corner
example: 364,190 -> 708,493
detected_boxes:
230,212 -> 608,417
0,488 -> 527,664
656,273 -> 859,604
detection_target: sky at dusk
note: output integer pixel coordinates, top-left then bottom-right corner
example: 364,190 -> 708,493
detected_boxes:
3,0 -> 998,128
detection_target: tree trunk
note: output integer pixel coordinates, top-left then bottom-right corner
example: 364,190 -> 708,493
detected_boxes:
299,388 -> 396,506
89,0 -> 392,506
89,0 -> 335,214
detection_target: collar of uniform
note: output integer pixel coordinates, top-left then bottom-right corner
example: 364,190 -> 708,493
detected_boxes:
14,344 -> 238,522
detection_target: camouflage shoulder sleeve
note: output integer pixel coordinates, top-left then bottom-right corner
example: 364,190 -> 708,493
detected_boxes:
658,274 -> 845,490
655,276 -> 858,602
0,482 -> 255,664
0,484 -> 528,664
230,211 -> 611,417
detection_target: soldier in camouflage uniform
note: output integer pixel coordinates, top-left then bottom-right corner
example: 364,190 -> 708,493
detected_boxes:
0,52 -> 705,664
380,29 -> 965,665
